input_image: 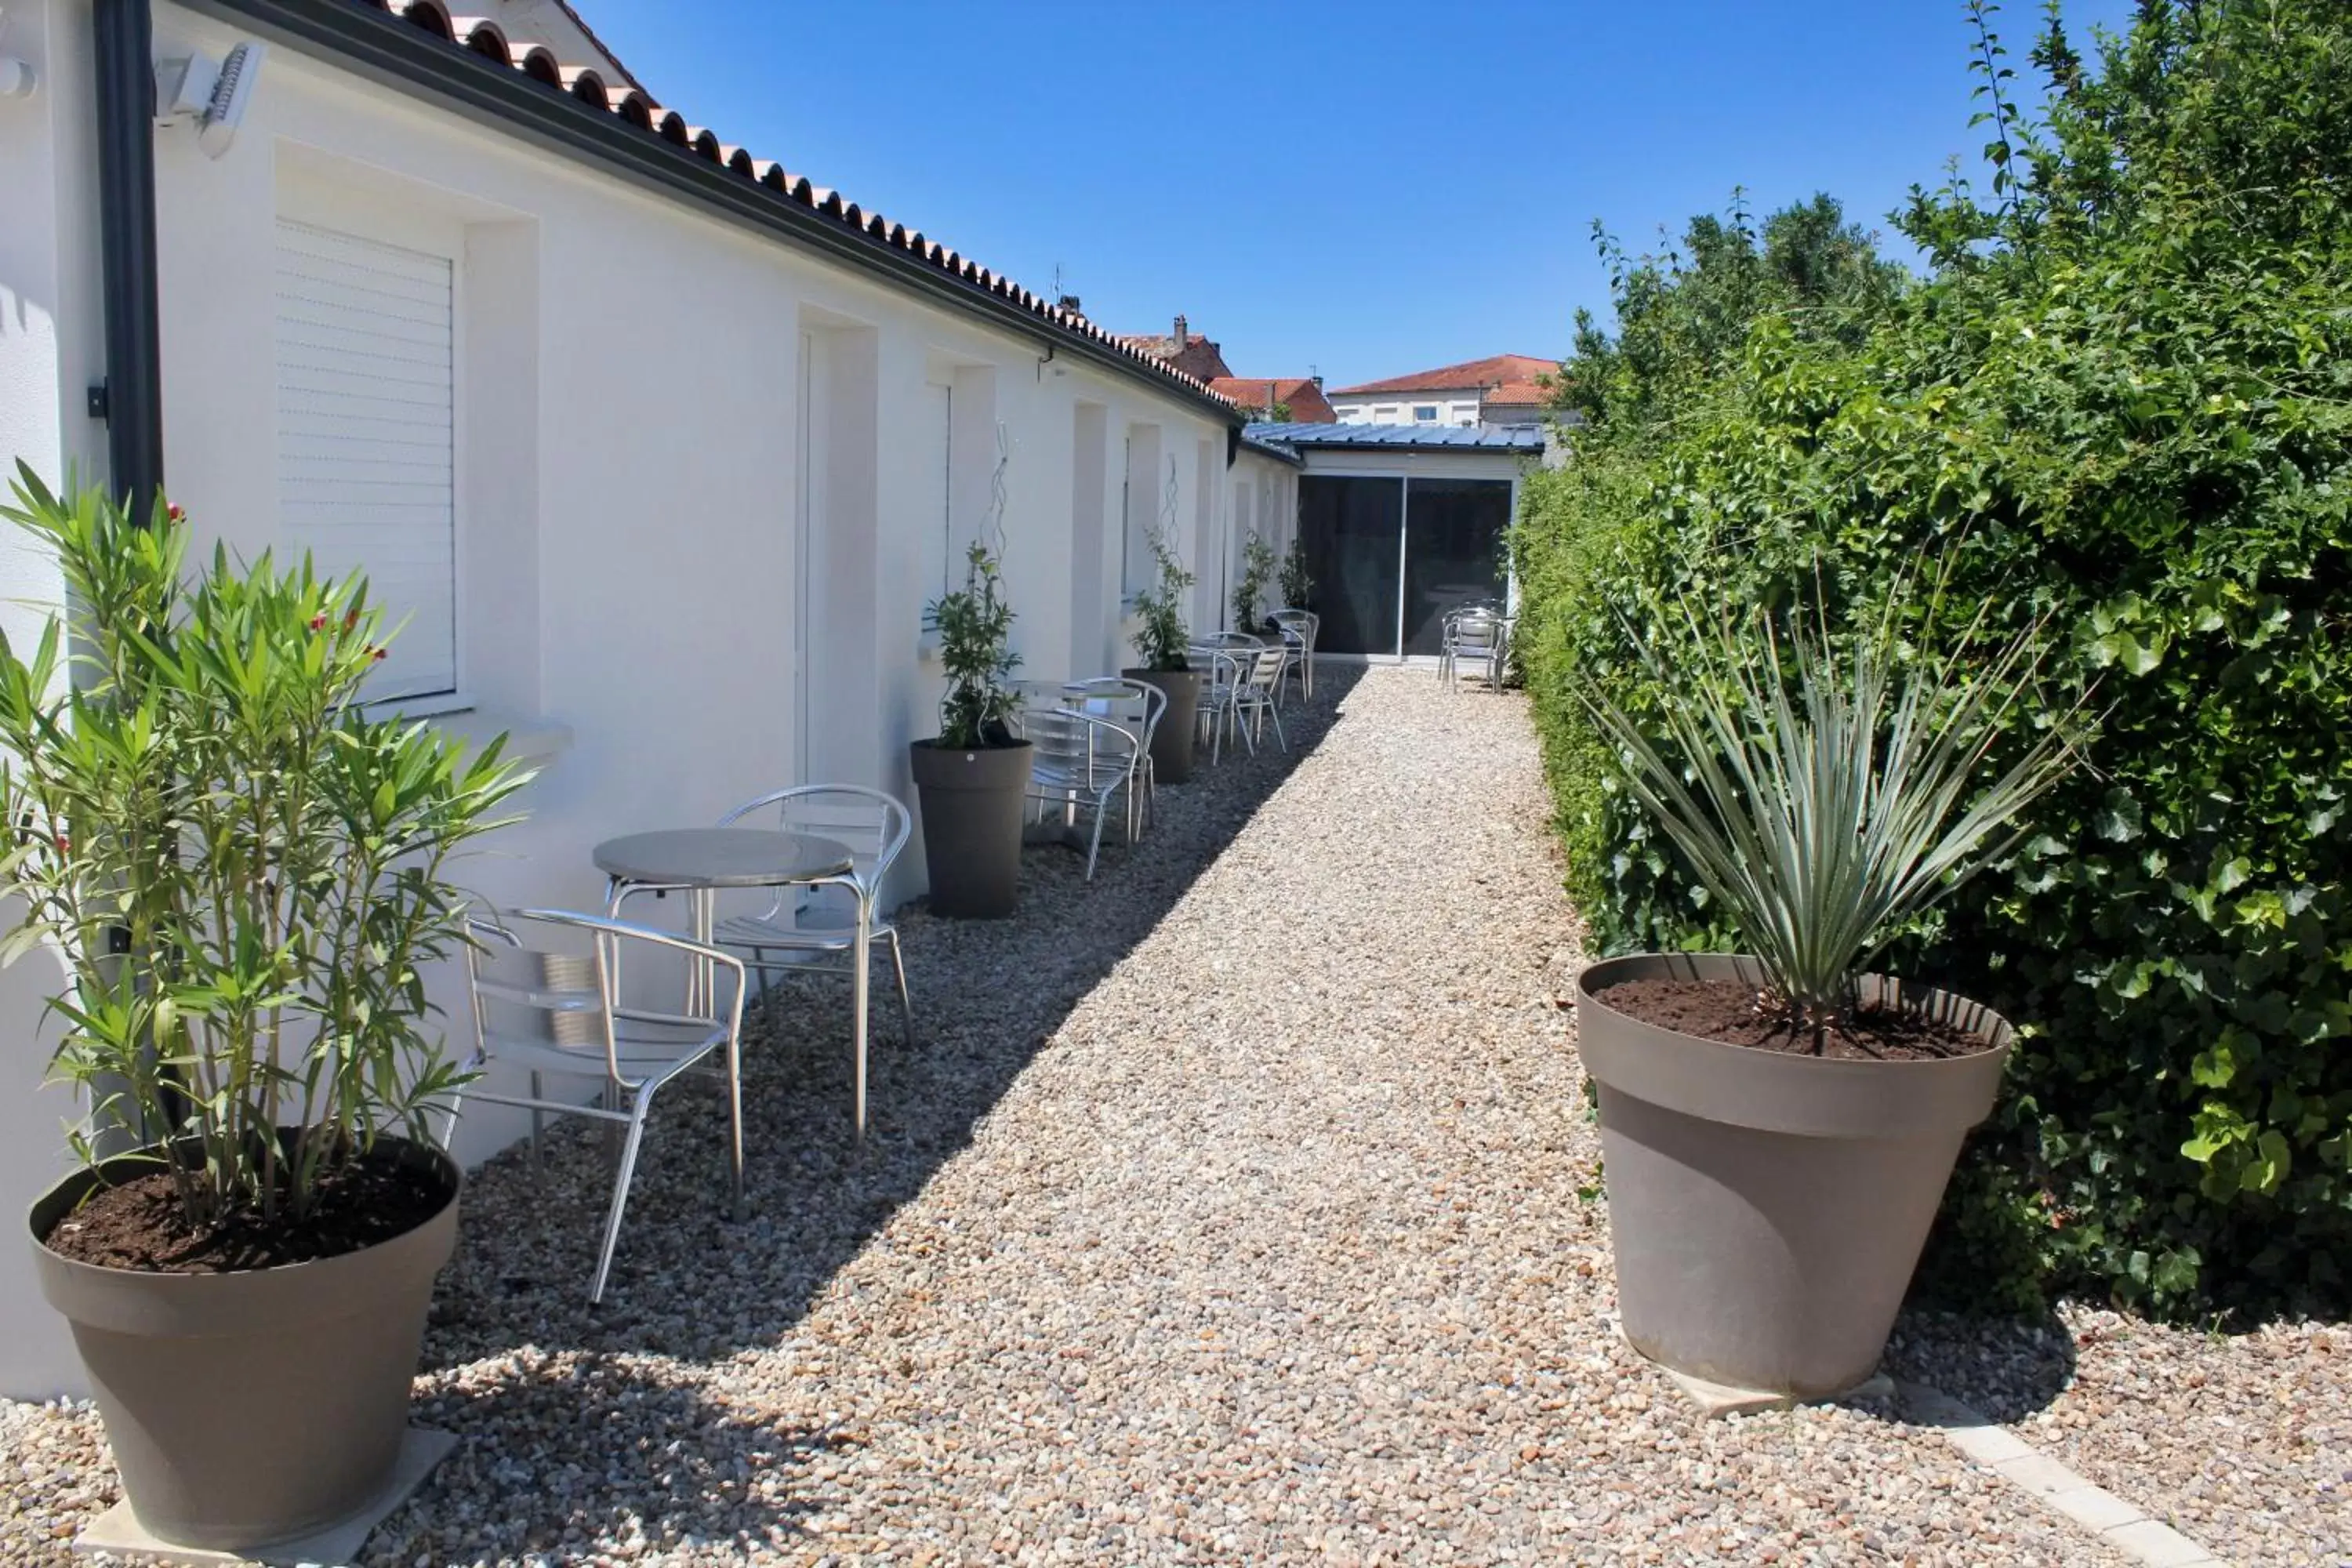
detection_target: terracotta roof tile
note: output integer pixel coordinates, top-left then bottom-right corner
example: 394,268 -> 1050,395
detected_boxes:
1207,377 -> 1338,423
343,2 -> 1234,413
1483,380 -> 1556,406
1328,354 -> 1560,397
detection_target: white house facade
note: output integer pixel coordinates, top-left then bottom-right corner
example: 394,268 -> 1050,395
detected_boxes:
1325,354 -> 1559,430
0,0 -> 1300,1396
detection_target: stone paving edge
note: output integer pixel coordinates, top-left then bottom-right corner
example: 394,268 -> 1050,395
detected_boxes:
1896,1379 -> 2231,1568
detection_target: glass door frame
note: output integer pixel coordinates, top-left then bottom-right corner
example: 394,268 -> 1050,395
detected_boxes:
1295,466 -> 1523,661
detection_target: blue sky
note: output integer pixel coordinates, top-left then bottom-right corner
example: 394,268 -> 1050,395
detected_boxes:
577,0 -> 2140,391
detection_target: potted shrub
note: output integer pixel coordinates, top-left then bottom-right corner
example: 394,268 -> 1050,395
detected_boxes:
1232,532 -> 1277,636
1276,533 -> 1312,618
1572,573 -> 2083,1399
0,469 -> 528,1552
910,540 -> 1031,917
1123,521 -> 1202,785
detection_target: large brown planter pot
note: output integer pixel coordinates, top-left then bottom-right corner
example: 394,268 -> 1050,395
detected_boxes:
1122,667 -> 1200,784
27,1140 -> 460,1552
1574,953 -> 2012,1399
910,738 -> 1034,918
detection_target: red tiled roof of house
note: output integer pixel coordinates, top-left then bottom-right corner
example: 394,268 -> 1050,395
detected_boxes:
1482,380 -> 1557,407
1207,377 -> 1338,423
1328,355 -> 1560,397
340,0 -> 1240,416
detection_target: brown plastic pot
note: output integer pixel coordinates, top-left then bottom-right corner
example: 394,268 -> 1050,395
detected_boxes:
1573,953 -> 2011,1398
1122,668 -> 1200,784
909,738 -> 1034,918
27,1140 -> 459,1552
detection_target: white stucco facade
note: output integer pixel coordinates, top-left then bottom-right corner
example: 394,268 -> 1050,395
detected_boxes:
1327,393 -> 1482,428
0,0 -> 1284,1396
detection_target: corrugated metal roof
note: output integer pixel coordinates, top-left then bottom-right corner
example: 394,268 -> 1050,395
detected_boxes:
1236,431 -> 1303,465
1246,423 -> 1547,453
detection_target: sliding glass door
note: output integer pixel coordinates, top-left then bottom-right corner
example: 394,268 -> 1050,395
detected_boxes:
1298,476 -> 1404,656
1298,474 -> 1513,657
1402,479 -> 1513,655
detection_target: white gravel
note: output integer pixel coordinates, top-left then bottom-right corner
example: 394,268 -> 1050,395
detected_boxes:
2,667 -> 2321,1565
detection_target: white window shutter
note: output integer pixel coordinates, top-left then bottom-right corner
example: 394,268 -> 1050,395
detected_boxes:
273,220 -> 457,701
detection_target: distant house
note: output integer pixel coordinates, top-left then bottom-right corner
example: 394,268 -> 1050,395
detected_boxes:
1327,355 -> 1562,429
1116,314 -> 1234,381
1207,376 -> 1338,424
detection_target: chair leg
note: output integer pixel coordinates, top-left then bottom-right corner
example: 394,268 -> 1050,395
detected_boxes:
528,1070 -> 545,1188
885,927 -> 916,1048
724,1023 -> 746,1223
1083,798 -> 1108,881
589,1106 -> 650,1304
1269,701 -> 1288,752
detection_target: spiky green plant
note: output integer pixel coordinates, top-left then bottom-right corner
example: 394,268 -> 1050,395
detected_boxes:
1581,570 -> 2085,1047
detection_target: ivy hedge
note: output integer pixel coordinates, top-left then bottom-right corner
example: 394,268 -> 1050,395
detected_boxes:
1516,0 -> 2352,1315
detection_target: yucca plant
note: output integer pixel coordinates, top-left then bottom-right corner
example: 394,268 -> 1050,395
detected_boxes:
1581,567 -> 2085,1049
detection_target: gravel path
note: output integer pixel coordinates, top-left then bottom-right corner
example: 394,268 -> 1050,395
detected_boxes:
1,667 -> 2329,1565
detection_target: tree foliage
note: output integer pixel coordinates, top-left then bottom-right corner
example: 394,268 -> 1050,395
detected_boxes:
1516,0 -> 2352,1315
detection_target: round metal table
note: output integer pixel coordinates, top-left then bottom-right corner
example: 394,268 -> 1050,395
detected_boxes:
593,828 -> 877,1138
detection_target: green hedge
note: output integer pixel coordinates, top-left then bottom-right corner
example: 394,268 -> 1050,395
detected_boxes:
1518,0 -> 2352,1314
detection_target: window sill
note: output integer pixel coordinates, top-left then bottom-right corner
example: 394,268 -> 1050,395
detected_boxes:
419,706 -> 575,766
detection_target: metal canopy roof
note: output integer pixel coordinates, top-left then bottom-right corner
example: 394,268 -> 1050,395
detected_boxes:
1244,422 -> 1547,454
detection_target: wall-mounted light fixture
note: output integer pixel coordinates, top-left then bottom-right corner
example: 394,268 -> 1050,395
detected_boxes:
154,39 -> 265,158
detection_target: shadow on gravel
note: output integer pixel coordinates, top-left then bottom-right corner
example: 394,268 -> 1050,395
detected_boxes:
419,664 -> 1374,1371
1882,1305 -> 2081,1421
369,1352 -> 848,1563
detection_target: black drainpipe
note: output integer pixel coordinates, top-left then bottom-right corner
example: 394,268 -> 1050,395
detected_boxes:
93,0 -> 166,521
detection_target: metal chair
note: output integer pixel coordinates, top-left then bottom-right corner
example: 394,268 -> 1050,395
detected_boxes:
1188,645 -> 1247,764
1269,608 -> 1319,699
1443,608 -> 1505,692
708,785 -> 916,1050
449,909 -> 747,1304
1230,644 -> 1290,753
1065,677 -> 1165,841
1016,703 -> 1140,880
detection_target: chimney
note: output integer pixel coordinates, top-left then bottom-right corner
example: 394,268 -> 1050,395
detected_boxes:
1055,292 -> 1083,316
1174,314 -> 1189,350
1312,373 -> 1324,389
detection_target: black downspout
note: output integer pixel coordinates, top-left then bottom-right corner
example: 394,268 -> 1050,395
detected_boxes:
93,0 -> 166,520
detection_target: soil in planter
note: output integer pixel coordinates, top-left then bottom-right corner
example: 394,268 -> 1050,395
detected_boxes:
1595,977 -> 1994,1062
41,1149 -> 452,1273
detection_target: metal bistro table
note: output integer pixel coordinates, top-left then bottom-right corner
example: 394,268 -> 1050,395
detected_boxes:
591,828 -> 878,1138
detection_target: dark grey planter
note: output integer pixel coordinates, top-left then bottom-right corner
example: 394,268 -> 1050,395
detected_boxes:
28,1141 -> 460,1552
1123,667 -> 1200,784
909,738 -> 1034,918
1573,953 -> 2012,1399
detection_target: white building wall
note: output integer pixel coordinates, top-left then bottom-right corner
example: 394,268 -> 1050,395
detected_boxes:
0,0 -> 1240,1396
0,0 -> 111,1404
1327,393 -> 1483,428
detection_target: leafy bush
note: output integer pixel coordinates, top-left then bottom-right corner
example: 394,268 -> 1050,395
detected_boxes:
1131,461 -> 1197,673
1277,534 -> 1312,612
1516,0 -> 2352,1315
0,468 -> 531,1229
924,540 -> 1022,748
1232,532 -> 1277,631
